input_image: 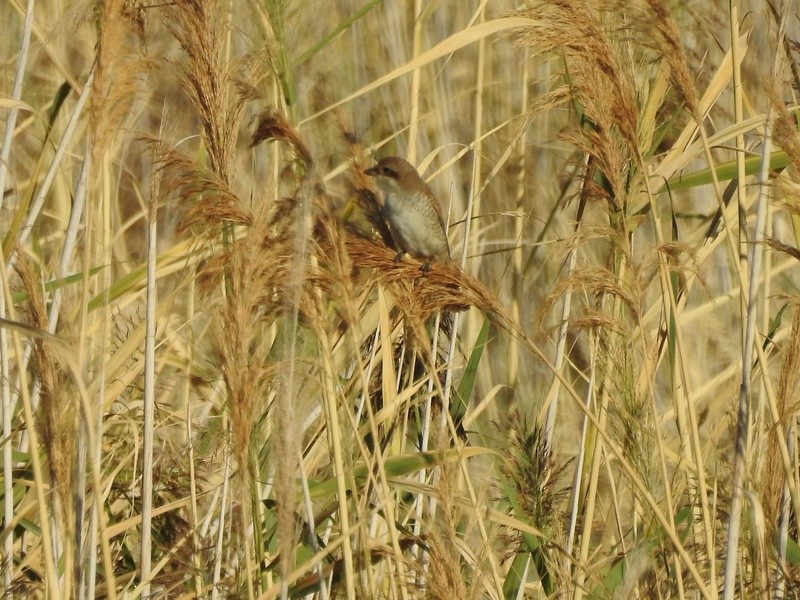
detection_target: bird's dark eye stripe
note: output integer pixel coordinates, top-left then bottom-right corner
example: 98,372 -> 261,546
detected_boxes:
383,167 -> 397,178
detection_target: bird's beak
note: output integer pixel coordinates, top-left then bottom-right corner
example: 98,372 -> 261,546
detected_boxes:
364,166 -> 379,177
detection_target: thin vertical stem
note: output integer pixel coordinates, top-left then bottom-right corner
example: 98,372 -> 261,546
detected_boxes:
139,176 -> 159,598
723,2 -> 785,595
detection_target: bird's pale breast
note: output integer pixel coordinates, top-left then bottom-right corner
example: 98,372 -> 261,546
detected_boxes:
384,191 -> 449,261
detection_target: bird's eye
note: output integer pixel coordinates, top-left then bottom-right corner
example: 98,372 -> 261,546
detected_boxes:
382,167 -> 396,178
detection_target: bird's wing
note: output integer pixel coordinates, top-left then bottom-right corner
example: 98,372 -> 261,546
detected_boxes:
428,186 -> 451,257
426,184 -> 448,233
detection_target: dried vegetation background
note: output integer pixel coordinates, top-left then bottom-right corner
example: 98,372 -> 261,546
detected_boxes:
1,0 -> 800,598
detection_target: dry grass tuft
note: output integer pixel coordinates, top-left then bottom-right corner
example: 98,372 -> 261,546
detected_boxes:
773,94 -> 800,175
251,108 -> 313,168
539,265 -> 640,329
636,0 -> 700,114
153,144 -> 253,236
338,233 -> 510,326
91,0 -> 147,160
497,414 -> 571,596
423,519 -> 475,600
512,0 -> 640,201
14,256 -> 76,549
163,0 -> 258,184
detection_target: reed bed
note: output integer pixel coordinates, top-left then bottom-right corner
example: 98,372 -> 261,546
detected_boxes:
1,1 -> 799,598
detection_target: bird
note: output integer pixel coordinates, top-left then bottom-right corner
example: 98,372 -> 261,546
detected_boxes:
365,156 -> 450,271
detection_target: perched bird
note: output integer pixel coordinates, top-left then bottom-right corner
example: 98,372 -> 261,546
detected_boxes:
365,156 -> 450,270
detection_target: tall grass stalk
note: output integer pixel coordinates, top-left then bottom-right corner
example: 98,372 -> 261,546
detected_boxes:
139,171 -> 158,597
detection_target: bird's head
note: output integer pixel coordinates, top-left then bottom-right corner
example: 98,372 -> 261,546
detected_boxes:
365,156 -> 427,198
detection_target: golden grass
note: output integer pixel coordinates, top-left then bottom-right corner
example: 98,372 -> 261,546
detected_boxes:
1,0 -> 800,598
